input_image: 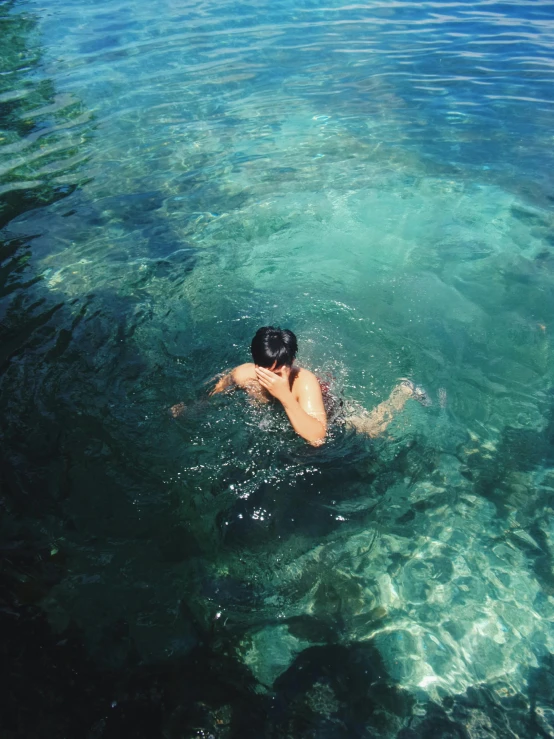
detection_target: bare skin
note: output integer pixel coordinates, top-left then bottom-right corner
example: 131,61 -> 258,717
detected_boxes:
170,323 -> 422,441
206,363 -> 419,444
210,362 -> 327,446
346,383 -> 414,438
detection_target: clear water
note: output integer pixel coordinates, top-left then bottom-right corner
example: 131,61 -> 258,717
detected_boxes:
2,0 -> 554,735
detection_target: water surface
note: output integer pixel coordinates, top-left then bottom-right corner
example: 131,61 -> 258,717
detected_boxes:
2,0 -> 554,736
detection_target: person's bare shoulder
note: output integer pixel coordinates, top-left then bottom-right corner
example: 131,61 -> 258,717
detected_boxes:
232,363 -> 257,386
294,367 -> 327,424
295,367 -> 320,388
210,363 -> 255,395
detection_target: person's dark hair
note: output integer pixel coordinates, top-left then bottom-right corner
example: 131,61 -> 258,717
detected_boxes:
251,326 -> 298,368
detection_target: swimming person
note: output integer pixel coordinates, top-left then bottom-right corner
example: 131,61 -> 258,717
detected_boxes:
208,326 -> 428,446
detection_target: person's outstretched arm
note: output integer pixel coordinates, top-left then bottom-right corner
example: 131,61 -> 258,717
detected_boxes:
170,367 -> 237,417
209,370 -> 236,395
255,367 -> 327,445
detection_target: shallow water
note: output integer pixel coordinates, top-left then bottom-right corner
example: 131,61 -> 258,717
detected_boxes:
2,0 -> 554,736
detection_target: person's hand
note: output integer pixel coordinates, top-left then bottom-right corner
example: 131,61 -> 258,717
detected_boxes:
255,367 -> 293,404
170,402 -> 186,418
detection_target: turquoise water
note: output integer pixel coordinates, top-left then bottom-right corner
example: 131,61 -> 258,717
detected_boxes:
2,0 -> 554,735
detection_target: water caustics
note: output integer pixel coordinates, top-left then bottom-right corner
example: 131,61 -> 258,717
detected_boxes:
1,0 -> 554,736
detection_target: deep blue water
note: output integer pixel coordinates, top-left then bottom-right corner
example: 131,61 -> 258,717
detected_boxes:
2,0 -> 554,736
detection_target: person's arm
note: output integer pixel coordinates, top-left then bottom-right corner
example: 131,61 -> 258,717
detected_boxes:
255,367 -> 327,445
170,367 -> 237,417
209,370 -> 236,396
209,364 -> 255,395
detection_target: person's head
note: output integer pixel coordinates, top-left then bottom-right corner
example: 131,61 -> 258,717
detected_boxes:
251,326 -> 298,374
